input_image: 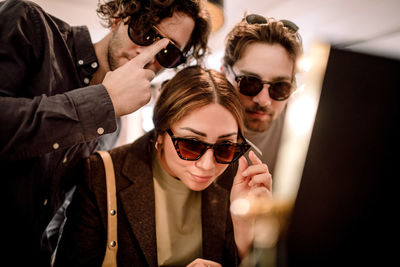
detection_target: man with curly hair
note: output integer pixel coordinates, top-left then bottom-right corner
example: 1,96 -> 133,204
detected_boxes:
0,0 -> 210,266
222,14 -> 303,176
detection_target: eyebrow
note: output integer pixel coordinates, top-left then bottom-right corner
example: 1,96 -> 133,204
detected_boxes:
179,127 -> 238,139
239,69 -> 292,82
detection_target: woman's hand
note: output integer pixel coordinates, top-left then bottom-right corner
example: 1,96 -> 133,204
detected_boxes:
231,150 -> 272,202
230,150 -> 273,259
186,258 -> 222,267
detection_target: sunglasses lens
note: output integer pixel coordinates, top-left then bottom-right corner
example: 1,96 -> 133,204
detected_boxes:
156,42 -> 185,68
246,14 -> 268,24
269,82 -> 292,100
128,25 -> 156,46
245,14 -> 299,33
214,144 -> 241,163
177,139 -> 205,160
238,76 -> 264,96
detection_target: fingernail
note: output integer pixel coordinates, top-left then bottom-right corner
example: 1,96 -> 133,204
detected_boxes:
162,38 -> 169,46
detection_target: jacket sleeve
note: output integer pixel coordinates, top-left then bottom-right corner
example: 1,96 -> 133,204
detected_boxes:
0,0 -> 116,160
53,154 -> 109,266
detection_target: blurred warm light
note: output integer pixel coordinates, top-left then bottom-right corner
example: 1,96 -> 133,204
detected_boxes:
206,0 -> 224,32
205,50 -> 224,70
141,106 -> 154,132
230,198 -> 250,216
287,95 -> 316,136
254,216 -> 280,248
273,42 -> 331,203
297,56 -> 312,72
231,44 -> 331,265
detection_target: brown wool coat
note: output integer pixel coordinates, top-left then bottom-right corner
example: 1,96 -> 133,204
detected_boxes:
54,131 -> 239,267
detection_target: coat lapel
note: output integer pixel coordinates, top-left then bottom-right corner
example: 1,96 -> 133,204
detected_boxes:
202,183 -> 230,262
118,133 -> 158,267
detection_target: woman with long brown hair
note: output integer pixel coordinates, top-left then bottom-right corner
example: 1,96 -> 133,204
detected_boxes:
54,66 -> 272,267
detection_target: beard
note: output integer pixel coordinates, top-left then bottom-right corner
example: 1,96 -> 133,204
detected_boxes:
244,104 -> 275,132
107,29 -> 124,71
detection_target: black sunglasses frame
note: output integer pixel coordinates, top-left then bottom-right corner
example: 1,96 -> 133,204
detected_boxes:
127,22 -> 186,68
234,75 -> 293,101
166,129 -> 250,164
245,14 -> 299,33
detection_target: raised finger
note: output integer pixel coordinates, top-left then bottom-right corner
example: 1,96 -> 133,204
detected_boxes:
144,68 -> 156,81
242,162 -> 269,177
248,150 -> 263,165
132,38 -> 170,68
233,156 -> 249,186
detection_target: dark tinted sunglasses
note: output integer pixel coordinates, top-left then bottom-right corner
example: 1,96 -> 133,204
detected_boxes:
128,22 -> 186,68
235,75 -> 293,101
167,129 -> 250,164
245,14 -> 299,33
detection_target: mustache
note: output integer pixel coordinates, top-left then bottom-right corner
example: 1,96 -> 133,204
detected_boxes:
245,105 -> 274,115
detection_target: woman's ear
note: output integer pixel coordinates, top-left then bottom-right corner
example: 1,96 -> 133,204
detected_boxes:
155,134 -> 164,151
157,134 -> 163,145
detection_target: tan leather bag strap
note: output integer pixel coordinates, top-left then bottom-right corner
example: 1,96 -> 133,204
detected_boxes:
97,151 -> 118,267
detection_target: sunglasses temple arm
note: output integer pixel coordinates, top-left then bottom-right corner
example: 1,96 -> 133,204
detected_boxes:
245,138 -> 263,156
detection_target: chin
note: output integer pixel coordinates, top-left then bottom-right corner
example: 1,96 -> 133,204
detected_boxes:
246,121 -> 271,132
186,181 -> 211,192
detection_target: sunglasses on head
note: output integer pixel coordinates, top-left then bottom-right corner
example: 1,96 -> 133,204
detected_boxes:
234,74 -> 293,101
128,21 -> 186,68
166,129 -> 250,164
245,14 -> 299,33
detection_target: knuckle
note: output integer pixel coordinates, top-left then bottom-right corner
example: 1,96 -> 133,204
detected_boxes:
262,163 -> 269,171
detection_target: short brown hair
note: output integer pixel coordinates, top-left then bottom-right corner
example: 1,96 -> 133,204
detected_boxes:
223,16 -> 303,74
97,0 -> 211,64
153,66 -> 245,139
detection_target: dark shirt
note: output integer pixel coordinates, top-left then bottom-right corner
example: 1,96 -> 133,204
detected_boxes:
0,0 -> 116,265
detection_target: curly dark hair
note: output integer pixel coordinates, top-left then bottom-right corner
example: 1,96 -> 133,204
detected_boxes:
97,0 -> 211,64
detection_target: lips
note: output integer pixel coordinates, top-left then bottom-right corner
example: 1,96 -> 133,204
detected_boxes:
246,105 -> 274,120
191,173 -> 214,183
247,110 -> 270,119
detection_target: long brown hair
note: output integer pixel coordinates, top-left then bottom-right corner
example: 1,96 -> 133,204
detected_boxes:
153,66 -> 245,139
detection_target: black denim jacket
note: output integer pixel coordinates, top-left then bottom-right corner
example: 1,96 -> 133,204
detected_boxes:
0,0 -> 116,265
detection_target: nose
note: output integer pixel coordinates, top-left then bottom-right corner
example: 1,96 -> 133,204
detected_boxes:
252,84 -> 272,107
195,149 -> 216,170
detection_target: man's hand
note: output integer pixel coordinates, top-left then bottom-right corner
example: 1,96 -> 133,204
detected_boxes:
102,38 -> 169,117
